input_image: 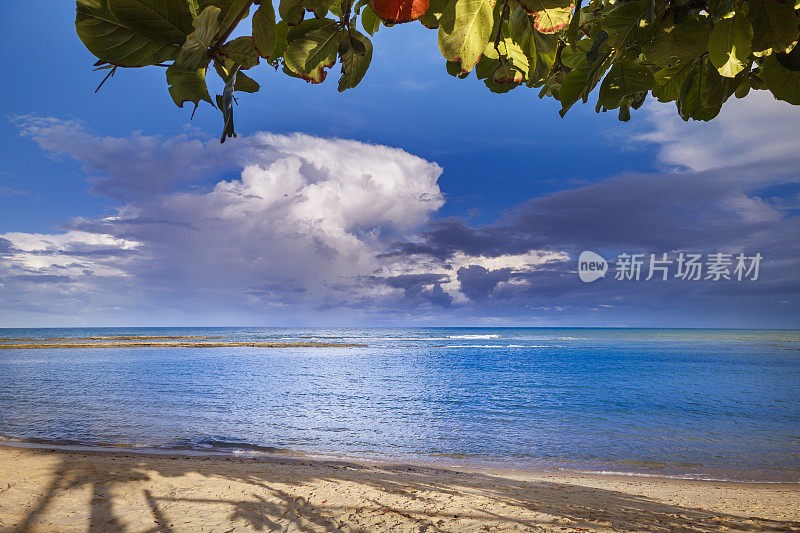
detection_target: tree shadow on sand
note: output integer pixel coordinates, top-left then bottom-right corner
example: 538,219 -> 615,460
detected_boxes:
5,449 -> 799,532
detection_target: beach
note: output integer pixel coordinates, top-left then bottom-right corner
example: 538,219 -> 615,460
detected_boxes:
0,446 -> 797,532
1,328 -> 799,482
1,328 -> 799,531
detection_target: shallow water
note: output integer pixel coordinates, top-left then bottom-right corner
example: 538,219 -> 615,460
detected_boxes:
0,327 -> 798,481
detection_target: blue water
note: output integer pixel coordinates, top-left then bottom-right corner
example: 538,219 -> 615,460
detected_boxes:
0,328 -> 798,481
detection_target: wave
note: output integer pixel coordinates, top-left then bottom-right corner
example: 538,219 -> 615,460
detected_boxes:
571,469 -> 790,484
448,334 -> 500,340
448,344 -> 565,348
0,435 -> 291,456
164,439 -> 287,454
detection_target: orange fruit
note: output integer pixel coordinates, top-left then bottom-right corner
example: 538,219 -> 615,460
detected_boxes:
370,0 -> 429,23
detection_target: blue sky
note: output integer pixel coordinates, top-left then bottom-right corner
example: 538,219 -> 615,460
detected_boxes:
0,1 -> 798,327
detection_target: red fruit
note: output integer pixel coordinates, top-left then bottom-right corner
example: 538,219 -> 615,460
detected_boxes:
370,0 -> 429,23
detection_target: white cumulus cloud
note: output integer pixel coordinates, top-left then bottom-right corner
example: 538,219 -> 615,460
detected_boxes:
2,118 -> 448,324
638,91 -> 800,172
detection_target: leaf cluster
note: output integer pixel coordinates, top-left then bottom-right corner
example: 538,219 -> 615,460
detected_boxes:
76,0 -> 800,136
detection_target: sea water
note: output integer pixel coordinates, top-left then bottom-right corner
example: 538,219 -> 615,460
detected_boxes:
0,327 -> 798,481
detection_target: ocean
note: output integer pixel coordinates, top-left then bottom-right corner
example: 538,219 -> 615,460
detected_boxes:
0,327 -> 798,482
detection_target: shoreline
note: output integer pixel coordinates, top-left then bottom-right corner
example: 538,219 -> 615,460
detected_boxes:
0,446 -> 797,532
2,442 -> 798,487
1,441 -> 795,485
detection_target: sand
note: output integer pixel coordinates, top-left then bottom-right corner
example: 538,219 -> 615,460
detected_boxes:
0,447 -> 797,532
0,341 -> 365,349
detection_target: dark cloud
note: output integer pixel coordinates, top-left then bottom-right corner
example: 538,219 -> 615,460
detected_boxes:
379,153 -> 800,325
380,274 -> 453,307
456,266 -> 513,300
391,160 -> 800,261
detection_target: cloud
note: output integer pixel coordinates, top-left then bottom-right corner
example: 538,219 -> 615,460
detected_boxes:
375,96 -> 800,325
4,99 -> 800,327
0,187 -> 25,196
391,163 -> 799,258
637,91 -> 800,171
3,118 -> 447,323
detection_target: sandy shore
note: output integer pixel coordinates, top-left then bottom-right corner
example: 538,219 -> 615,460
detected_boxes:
0,447 -> 797,532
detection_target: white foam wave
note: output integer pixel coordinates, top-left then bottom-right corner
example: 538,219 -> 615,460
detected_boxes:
447,344 -> 565,348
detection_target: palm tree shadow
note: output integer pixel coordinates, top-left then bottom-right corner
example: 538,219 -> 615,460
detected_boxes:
6,449 -> 800,532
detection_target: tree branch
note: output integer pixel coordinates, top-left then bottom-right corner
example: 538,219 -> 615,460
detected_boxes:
209,1 -> 255,57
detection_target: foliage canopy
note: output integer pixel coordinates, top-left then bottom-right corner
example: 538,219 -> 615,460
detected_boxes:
76,0 -> 800,139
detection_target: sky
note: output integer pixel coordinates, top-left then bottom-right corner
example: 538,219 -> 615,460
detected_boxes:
0,1 -> 798,328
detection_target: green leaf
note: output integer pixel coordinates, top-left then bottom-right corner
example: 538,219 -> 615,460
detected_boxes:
677,57 -> 723,121
709,11 -> 753,77
763,53 -> 800,104
220,36 -> 260,69
108,0 -> 194,44
531,4 -> 573,34
602,0 -> 650,50
567,0 -> 582,51
734,71 -> 751,98
234,70 -> 260,92
303,0 -> 334,18
282,63 -> 304,78
166,64 -> 212,110
559,63 -> 593,115
483,73 -> 521,92
652,62 -> 690,102
776,42 -> 800,70
559,51 -> 611,116
419,0 -> 447,28
362,5 -> 382,34
253,2 -> 278,58
272,21 -> 290,64
560,34 -> 592,68
596,59 -> 655,112
199,0 -> 252,37
285,19 -> 340,82
213,59 -> 259,91
475,55 -> 497,78
339,29 -> 373,90
508,3 -> 537,69
748,0 -> 799,55
438,0 -> 495,72
517,0 -> 572,13
175,5 -> 220,70
76,0 -> 181,66
446,59 -> 470,77
518,0 -> 574,34
643,16 -> 712,64
496,20 -> 531,77
280,0 -> 306,25
533,31 -> 557,67
492,62 -> 524,84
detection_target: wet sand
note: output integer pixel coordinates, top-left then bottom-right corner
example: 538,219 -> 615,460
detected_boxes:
0,446 -> 797,532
